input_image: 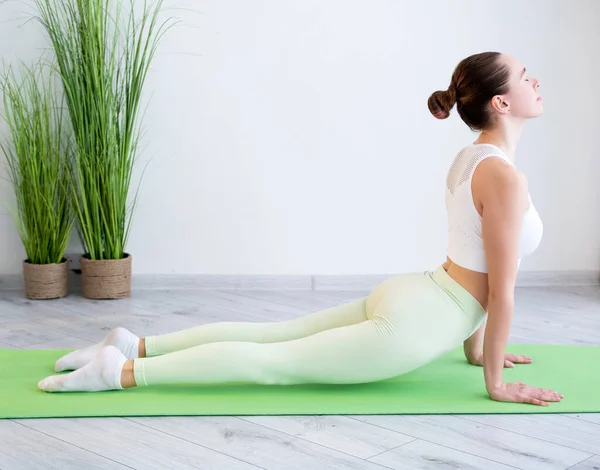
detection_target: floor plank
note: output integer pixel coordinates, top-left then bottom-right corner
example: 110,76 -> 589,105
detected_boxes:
127,416 -> 391,469
177,290 -> 310,321
25,336 -> 94,350
0,319 -> 68,348
18,417 -> 260,470
350,414 -> 592,470
0,420 -> 131,469
241,415 -> 415,459
460,414 -> 600,454
120,290 -> 272,323
569,455 -> 600,470
369,438 -> 517,470
565,414 -> 600,425
234,290 -> 348,312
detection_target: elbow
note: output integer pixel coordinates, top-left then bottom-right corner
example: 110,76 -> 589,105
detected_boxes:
487,289 -> 514,311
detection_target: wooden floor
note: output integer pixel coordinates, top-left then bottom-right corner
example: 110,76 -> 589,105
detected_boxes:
0,284 -> 598,470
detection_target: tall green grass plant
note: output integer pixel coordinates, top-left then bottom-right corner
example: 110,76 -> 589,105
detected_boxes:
0,63 -> 73,265
35,0 -> 171,260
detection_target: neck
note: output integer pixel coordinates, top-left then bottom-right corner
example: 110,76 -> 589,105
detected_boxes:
475,119 -> 525,162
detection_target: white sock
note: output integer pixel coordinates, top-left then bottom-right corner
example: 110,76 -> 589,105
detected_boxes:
38,345 -> 127,392
55,327 -> 139,372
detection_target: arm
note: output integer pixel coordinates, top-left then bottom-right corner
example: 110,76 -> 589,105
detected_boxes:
470,158 -> 563,406
476,158 -> 527,393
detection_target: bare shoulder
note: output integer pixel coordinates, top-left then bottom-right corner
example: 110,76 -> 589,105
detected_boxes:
472,157 -> 528,213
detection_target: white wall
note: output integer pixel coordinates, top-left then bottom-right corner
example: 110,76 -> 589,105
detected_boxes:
1,0 -> 599,276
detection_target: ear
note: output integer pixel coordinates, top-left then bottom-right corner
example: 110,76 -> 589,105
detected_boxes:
490,95 -> 510,114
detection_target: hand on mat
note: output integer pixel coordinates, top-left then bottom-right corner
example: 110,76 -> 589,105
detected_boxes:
489,382 -> 564,406
468,351 -> 532,368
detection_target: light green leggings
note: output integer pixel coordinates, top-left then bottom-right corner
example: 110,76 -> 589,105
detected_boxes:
133,266 -> 486,387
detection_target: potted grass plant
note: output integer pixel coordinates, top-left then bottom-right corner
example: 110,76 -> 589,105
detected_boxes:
0,63 -> 73,300
35,0 -> 171,299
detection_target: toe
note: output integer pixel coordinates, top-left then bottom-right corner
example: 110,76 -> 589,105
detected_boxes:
38,375 -> 63,392
38,377 -> 52,391
54,351 -> 75,372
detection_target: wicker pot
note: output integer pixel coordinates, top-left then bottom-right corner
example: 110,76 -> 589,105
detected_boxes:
81,253 -> 132,299
22,259 -> 69,300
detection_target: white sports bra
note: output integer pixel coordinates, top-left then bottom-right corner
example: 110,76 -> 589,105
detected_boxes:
445,144 -> 543,273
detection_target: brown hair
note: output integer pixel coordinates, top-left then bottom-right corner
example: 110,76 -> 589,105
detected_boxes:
428,52 -> 511,131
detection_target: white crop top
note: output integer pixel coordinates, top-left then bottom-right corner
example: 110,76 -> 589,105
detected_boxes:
445,144 -> 543,273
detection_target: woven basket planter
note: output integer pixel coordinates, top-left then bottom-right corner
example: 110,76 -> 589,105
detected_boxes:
22,259 -> 69,300
80,253 -> 132,299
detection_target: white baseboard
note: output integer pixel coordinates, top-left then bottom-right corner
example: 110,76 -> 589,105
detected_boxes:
131,274 -> 313,291
0,270 -> 598,292
515,270 -> 600,287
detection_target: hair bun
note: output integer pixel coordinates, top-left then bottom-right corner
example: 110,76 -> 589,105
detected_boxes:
428,88 -> 456,120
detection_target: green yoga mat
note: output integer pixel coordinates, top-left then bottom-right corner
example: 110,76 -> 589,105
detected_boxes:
1,344 -> 598,419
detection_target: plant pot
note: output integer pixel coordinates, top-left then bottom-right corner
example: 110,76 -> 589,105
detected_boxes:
80,253 -> 132,299
22,259 -> 69,300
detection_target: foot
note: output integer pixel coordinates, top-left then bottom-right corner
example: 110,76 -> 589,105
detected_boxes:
54,327 -> 139,372
39,345 -> 127,392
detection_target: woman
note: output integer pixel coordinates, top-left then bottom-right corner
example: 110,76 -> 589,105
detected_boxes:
38,51 -> 563,407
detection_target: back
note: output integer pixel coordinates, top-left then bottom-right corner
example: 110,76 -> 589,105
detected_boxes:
445,144 -> 543,273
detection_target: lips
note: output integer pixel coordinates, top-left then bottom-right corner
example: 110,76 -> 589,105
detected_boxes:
537,96 -> 543,102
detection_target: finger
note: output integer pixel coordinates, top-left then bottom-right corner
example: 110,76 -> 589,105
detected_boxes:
507,355 -> 532,364
527,398 -> 549,406
543,395 -> 562,402
539,388 -> 563,398
533,389 -> 563,402
543,392 -> 564,402
504,360 -> 515,368
518,393 -> 548,406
